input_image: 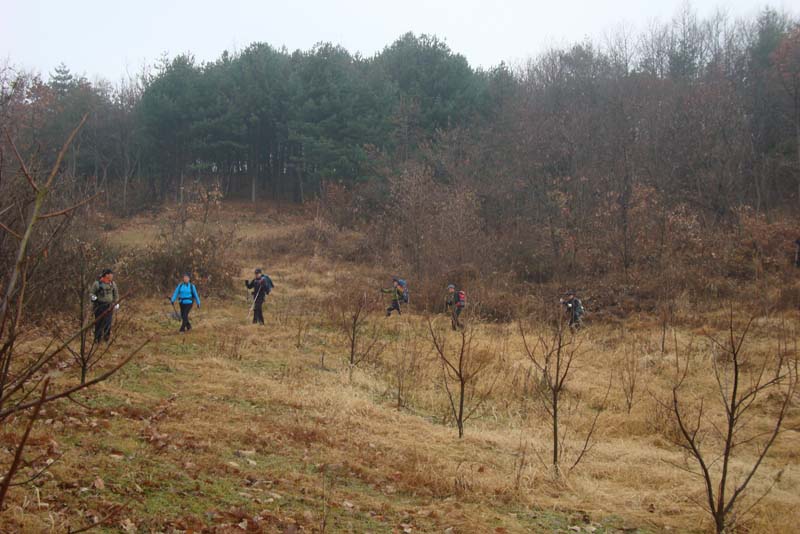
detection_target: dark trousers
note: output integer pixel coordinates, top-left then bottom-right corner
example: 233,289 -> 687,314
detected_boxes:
94,304 -> 113,342
451,306 -> 463,330
253,300 -> 265,324
179,302 -> 193,332
386,300 -> 401,316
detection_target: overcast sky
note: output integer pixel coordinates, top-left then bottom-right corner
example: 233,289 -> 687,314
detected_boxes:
1,0 -> 795,82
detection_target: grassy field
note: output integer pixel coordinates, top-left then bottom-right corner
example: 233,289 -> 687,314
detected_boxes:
2,204 -> 798,533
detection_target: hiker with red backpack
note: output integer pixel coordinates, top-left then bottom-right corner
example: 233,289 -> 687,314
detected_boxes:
445,284 -> 466,330
382,277 -> 408,316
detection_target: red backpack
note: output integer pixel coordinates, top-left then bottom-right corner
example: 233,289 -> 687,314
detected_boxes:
456,290 -> 466,307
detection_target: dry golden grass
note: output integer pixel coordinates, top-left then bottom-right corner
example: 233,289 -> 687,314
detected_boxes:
1,203 -> 797,533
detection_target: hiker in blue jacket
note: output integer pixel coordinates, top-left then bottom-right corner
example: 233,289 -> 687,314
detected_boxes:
170,272 -> 201,332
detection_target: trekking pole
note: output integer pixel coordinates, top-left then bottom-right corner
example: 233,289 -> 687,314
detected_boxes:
248,284 -> 263,321
247,292 -> 255,320
168,297 -> 180,321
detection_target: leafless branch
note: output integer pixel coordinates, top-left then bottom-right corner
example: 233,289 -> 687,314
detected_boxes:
38,191 -> 102,219
3,129 -> 38,192
0,378 -> 49,505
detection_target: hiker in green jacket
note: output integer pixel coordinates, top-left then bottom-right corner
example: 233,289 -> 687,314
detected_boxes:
90,269 -> 119,342
381,279 -> 403,316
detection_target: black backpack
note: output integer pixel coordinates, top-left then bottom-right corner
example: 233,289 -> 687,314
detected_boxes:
263,276 -> 273,295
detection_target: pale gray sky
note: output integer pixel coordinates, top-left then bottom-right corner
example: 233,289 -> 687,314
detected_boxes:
0,0 -> 794,82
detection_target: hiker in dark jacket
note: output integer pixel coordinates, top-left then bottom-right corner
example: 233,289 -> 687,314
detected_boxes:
170,273 -> 201,333
90,268 -> 119,342
245,268 -> 274,325
444,284 -> 466,330
560,290 -> 584,330
381,279 -> 403,316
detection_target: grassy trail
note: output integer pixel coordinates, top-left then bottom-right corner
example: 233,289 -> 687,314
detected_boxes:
8,254 -> 653,533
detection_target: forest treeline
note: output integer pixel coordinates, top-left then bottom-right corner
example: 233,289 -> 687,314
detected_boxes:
1,5 -> 800,305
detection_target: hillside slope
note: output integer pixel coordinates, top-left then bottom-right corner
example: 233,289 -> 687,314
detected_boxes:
2,205 -> 798,534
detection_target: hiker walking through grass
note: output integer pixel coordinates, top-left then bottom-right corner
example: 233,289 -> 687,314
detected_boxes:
560,290 -> 584,330
90,268 -> 119,342
382,278 -> 404,316
245,268 -> 274,325
444,284 -> 466,330
170,272 -> 201,333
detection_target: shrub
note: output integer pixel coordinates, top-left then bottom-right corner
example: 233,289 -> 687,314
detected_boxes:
9,224 -> 121,320
124,220 -> 239,296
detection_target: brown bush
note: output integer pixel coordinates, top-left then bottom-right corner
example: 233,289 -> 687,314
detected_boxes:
16,227 -> 120,318
307,161 -> 800,325
123,221 -> 239,295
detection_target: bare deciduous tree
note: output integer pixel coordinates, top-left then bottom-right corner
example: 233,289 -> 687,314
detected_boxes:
665,314 -> 797,534
334,289 -> 386,378
0,118 -> 146,511
428,319 -> 500,438
519,313 -> 608,476
57,238 -> 115,384
619,343 -> 639,414
388,324 -> 427,409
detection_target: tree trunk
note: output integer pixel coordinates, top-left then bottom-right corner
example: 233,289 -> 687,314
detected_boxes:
101,164 -> 109,209
123,174 -> 129,215
296,166 -> 305,204
78,265 -> 87,386
795,113 -> 800,204
457,378 -> 466,439
552,388 -> 559,474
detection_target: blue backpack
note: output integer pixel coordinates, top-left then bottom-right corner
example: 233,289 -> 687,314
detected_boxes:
397,279 -> 409,304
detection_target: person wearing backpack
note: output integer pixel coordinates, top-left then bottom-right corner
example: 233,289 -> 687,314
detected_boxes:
444,284 -> 466,330
382,279 -> 403,316
170,272 -> 201,333
560,290 -> 584,330
90,268 -> 119,343
245,268 -> 274,325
